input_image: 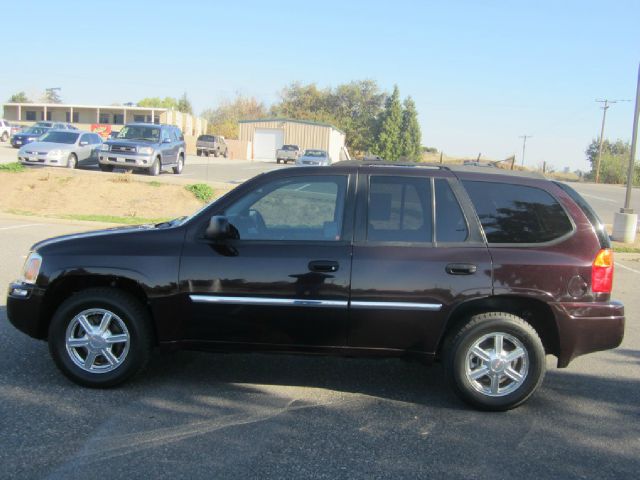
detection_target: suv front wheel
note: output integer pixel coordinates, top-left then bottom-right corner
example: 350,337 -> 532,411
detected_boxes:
444,312 -> 546,411
48,288 -> 153,388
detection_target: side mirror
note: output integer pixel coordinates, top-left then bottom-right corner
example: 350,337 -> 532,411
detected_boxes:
163,137 -> 172,144
205,215 -> 233,240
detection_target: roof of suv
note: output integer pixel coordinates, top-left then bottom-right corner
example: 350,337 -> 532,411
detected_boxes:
332,160 -> 547,180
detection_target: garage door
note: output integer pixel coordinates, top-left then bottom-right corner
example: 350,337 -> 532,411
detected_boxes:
254,128 -> 284,161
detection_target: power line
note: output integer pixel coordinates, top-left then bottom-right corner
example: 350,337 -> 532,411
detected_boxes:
594,99 -> 630,183
519,135 -> 532,167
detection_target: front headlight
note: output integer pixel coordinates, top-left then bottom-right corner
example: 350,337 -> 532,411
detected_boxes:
21,252 -> 42,284
138,146 -> 153,155
100,144 -> 110,152
48,149 -> 64,158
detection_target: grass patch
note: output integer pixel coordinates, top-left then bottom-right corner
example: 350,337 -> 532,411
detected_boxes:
148,181 -> 163,187
5,209 -> 169,225
59,214 -> 170,225
185,183 -> 214,202
613,245 -> 640,253
0,162 -> 25,173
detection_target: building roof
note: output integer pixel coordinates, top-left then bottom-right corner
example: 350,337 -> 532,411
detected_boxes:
238,117 -> 345,134
3,102 -> 169,112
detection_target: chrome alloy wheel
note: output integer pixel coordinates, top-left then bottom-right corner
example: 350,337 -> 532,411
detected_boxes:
465,332 -> 529,397
65,308 -> 130,373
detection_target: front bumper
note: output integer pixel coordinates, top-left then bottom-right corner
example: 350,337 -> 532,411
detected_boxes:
19,153 -> 68,167
12,138 -> 35,148
6,282 -> 47,339
552,300 -> 625,367
99,151 -> 153,167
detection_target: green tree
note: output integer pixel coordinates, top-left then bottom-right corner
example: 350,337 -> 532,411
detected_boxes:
42,88 -> 62,104
271,82 -> 335,124
328,80 -> 386,155
400,96 -> 422,161
374,85 -> 403,160
8,91 -> 30,103
585,138 -> 639,184
176,92 -> 193,114
202,94 -> 268,138
137,97 -> 178,109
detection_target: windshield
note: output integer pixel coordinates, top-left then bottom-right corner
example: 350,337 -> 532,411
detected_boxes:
304,150 -> 326,157
24,127 -> 47,135
117,125 -> 161,142
39,131 -> 79,144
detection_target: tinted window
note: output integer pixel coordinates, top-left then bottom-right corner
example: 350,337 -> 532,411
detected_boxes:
435,179 -> 468,242
79,134 -> 91,144
367,176 -> 432,243
462,180 -> 573,243
39,131 -> 79,144
225,175 -> 347,241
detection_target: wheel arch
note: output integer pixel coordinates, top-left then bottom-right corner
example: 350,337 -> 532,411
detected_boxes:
438,295 -> 560,358
39,273 -> 156,343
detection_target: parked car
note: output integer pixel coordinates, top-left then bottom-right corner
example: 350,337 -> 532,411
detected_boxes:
196,135 -> 228,157
276,144 -> 301,164
35,121 -> 78,130
10,123 -> 26,136
296,149 -> 331,166
0,119 -> 11,142
17,130 -> 102,168
6,162 -> 624,410
99,123 -> 185,175
10,126 -> 50,148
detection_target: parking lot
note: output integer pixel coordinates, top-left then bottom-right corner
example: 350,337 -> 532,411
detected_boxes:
0,215 -> 638,479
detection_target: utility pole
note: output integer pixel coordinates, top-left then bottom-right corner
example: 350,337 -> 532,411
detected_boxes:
594,99 -> 630,183
611,64 -> 640,243
519,135 -> 532,167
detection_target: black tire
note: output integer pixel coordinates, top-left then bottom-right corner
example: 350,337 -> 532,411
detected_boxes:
196,149 -> 202,157
213,151 -> 219,158
223,149 -> 228,158
172,154 -> 184,174
1,132 -> 8,142
276,159 -> 281,164
443,312 -> 546,411
203,150 -> 209,157
48,288 -> 153,388
99,164 -> 113,172
67,153 -> 77,169
148,157 -> 160,176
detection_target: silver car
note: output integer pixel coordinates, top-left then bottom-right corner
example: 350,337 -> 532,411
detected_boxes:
18,130 -> 102,168
296,149 -> 331,166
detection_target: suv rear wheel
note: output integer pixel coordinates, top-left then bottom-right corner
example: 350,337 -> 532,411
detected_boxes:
173,154 -> 184,174
444,312 -> 546,411
48,288 -> 153,388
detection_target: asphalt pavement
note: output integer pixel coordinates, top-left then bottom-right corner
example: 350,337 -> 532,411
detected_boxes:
0,216 -> 638,479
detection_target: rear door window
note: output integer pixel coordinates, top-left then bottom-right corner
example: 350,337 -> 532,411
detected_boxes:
435,179 -> 468,242
367,176 -> 432,243
462,180 -> 573,243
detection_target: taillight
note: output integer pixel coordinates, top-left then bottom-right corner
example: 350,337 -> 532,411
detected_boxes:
592,249 -> 613,293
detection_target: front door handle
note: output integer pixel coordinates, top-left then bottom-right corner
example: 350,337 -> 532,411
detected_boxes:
446,263 -> 477,275
308,260 -> 339,273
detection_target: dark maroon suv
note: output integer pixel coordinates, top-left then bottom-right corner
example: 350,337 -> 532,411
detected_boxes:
6,162 -> 624,410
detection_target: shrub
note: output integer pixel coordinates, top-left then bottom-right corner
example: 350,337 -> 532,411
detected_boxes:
185,183 -> 214,202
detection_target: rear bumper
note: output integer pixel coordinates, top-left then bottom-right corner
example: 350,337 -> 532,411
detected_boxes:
551,300 -> 625,367
6,282 -> 47,339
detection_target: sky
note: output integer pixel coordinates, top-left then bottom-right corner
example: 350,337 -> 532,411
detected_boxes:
2,0 -> 639,171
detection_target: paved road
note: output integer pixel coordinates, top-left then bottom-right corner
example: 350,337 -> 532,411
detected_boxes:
0,216 -> 638,479
570,182 -> 640,226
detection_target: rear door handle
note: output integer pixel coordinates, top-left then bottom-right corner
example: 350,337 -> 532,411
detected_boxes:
446,263 -> 477,275
308,260 -> 339,273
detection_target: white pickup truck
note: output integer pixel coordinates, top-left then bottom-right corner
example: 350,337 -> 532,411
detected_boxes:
0,119 -> 12,142
276,144 -> 301,164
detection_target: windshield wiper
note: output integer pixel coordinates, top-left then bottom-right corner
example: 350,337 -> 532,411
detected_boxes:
155,216 -> 187,228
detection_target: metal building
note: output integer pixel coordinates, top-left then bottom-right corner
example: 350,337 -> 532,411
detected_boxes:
239,118 -> 348,162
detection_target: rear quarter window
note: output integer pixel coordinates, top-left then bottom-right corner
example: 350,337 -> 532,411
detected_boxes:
462,180 -> 573,244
